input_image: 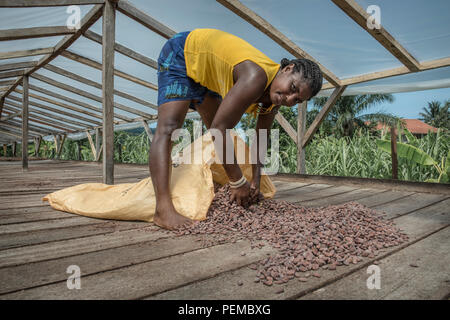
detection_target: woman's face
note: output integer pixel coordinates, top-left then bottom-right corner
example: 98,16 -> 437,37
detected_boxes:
270,64 -> 312,107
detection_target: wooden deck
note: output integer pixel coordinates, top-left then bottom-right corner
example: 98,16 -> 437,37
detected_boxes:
0,160 -> 449,300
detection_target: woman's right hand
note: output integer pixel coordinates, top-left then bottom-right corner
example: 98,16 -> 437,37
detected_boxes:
230,181 -> 251,208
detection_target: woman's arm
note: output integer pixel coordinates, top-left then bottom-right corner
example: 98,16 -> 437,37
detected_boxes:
209,61 -> 267,206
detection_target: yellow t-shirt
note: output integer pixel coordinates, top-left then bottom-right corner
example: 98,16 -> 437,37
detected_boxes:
184,28 -> 280,117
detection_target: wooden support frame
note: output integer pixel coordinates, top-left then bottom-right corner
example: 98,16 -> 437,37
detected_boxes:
22,75 -> 29,170
7,95 -> 94,128
95,127 -> 101,162
0,47 -> 54,60
28,84 -> 133,123
12,141 -> 16,156
117,0 -> 176,39
43,64 -> 157,110
141,119 -> 153,142
0,61 -> 38,72
61,50 -> 158,91
0,26 -> 76,42
34,136 -> 42,156
102,0 -> 115,184
53,134 -> 67,159
297,102 -> 307,174
274,112 -> 297,143
3,103 -> 80,132
0,70 -> 24,79
331,0 -> 420,72
216,0 -> 341,87
0,0 -> 105,7
31,73 -> 157,120
3,111 -> 67,135
12,90 -> 102,126
1,4 -> 104,99
302,86 -> 347,148
1,109 -> 21,121
15,87 -> 104,123
85,130 -> 97,158
3,119 -> 53,136
83,30 -> 158,70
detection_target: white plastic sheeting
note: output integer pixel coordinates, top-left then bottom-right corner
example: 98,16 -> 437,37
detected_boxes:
0,0 -> 449,141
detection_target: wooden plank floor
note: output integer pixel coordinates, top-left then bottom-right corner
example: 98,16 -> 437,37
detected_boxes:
0,160 -> 448,300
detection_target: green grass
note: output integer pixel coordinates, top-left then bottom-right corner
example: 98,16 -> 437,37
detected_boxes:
15,128 -> 448,184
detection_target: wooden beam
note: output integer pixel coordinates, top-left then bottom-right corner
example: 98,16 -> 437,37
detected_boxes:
0,0 -> 104,6
1,109 -> 21,121
4,111 -> 66,135
274,112 -> 297,143
12,141 -> 16,156
216,0 -> 340,87
117,0 -> 176,39
83,30 -> 158,70
31,73 -> 157,119
0,80 -> 15,86
85,130 -> 96,157
22,75 -> 29,170
0,26 -> 75,41
13,89 -> 102,126
0,61 -> 37,72
297,102 -> 307,174
1,4 -> 104,99
61,50 -> 158,90
28,84 -> 133,123
95,127 -> 101,161
0,70 -> 23,79
34,136 -> 42,156
2,143 -> 6,156
321,56 -> 450,90
331,0 -> 420,72
3,103 -> 81,132
44,64 -> 158,110
15,87 -> 104,123
7,95 -> 96,128
0,128 -> 22,140
141,119 -> 153,142
57,134 -> 66,159
302,86 -> 346,148
103,0 -> 115,184
7,117 -> 59,135
0,47 -> 54,60
3,119 -> 54,136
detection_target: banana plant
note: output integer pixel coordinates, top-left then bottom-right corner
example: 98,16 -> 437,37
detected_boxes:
376,132 -> 449,183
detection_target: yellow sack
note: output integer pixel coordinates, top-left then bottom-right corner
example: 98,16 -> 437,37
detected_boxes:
43,131 -> 276,222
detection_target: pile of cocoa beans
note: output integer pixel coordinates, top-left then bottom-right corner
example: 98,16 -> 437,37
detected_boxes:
174,184 -> 409,286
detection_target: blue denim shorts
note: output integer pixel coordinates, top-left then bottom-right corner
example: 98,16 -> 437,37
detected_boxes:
157,31 -> 221,110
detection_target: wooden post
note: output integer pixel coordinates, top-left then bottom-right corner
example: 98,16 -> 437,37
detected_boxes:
141,119 -> 153,143
95,127 -> 101,161
22,75 -> 29,170
34,136 -> 41,157
2,144 -> 6,157
297,102 -> 307,174
12,141 -> 16,157
390,126 -> 398,180
102,0 -> 115,184
77,140 -> 81,160
57,134 -> 66,159
53,135 -> 60,159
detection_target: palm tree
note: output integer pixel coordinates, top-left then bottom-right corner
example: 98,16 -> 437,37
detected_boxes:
311,94 -> 399,137
419,100 -> 449,130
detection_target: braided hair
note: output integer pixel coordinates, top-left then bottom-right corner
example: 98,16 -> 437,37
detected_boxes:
280,58 -> 323,98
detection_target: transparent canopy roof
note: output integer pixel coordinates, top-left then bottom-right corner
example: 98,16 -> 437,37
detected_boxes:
0,0 -> 449,141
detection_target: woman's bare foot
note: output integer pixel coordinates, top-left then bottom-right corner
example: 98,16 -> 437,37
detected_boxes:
153,206 -> 193,230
